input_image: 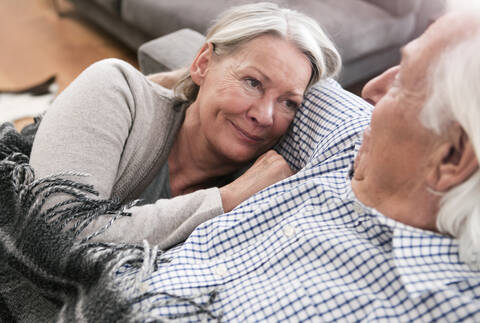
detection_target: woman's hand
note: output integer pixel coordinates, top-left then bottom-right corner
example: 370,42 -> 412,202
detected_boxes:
219,150 -> 294,212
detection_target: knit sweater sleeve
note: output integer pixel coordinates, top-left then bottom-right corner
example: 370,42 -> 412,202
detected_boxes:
30,58 -> 225,250
82,187 -> 224,250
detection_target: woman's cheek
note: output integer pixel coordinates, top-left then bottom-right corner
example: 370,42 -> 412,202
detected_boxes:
276,110 -> 295,132
227,92 -> 257,114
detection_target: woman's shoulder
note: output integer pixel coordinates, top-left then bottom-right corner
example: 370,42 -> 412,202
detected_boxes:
83,58 -> 140,78
80,58 -> 176,101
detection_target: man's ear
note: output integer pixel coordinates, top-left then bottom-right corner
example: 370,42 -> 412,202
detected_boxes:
429,126 -> 479,192
190,43 -> 214,86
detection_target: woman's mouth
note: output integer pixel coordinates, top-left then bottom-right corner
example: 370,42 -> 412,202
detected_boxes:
230,121 -> 263,143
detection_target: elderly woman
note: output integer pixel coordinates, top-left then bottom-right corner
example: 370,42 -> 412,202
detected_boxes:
29,2 -> 340,249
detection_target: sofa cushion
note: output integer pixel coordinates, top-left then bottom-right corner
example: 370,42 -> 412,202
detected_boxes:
139,29 -> 205,74
293,0 -> 415,63
121,0 -> 289,37
91,0 -> 121,15
365,0 -> 421,17
123,0 -> 415,65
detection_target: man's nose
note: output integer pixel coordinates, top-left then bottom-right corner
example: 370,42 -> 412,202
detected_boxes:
247,98 -> 274,127
361,65 -> 400,106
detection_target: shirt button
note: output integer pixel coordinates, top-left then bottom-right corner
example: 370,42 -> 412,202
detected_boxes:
140,282 -> 149,293
214,264 -> 228,277
353,203 -> 363,214
283,224 -> 296,238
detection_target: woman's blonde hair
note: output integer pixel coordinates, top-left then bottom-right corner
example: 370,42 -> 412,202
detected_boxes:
174,2 -> 341,103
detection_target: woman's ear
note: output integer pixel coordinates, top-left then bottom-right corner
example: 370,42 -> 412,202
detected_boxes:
190,43 -> 215,86
428,125 -> 479,192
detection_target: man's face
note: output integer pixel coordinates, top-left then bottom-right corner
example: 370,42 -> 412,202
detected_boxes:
351,13 -> 475,230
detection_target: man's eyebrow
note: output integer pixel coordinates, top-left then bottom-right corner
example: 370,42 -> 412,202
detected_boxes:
399,44 -> 411,64
399,46 -> 406,63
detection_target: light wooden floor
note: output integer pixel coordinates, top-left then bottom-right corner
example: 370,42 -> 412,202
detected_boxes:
0,0 -> 138,129
0,0 -> 137,92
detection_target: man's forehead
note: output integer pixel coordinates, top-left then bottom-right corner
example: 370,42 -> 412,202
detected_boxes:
394,11 -> 480,101
425,11 -> 480,47
401,11 -> 480,67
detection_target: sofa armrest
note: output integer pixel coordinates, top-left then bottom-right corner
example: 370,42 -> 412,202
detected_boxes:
364,0 -> 421,17
138,28 -> 206,75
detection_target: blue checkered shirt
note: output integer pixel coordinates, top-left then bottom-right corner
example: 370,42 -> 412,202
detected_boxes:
143,79 -> 480,321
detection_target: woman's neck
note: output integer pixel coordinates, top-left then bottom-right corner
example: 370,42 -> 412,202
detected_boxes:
168,108 -> 241,196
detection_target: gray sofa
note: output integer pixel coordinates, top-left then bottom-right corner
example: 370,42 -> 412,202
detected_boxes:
68,0 -> 445,86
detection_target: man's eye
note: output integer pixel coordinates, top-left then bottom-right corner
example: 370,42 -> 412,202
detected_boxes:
392,73 -> 401,88
245,78 -> 261,89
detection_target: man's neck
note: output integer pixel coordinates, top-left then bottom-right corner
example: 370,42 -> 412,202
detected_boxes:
352,180 -> 440,232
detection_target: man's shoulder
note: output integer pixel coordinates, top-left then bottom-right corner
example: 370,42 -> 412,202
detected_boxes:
276,79 -> 372,171
305,79 -> 373,123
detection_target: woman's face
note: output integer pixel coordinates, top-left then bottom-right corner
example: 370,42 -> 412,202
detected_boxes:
189,34 -> 311,163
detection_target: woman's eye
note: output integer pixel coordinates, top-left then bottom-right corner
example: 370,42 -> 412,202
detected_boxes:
285,100 -> 299,111
245,78 -> 261,89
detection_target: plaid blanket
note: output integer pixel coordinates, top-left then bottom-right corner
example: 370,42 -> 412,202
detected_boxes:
0,120 -> 219,322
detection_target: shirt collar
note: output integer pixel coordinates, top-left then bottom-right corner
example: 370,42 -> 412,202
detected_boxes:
389,218 -> 480,297
346,179 -> 480,298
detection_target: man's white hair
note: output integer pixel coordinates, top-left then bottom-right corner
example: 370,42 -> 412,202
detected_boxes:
421,29 -> 480,269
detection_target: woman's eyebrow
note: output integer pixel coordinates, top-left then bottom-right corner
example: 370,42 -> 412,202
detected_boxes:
247,65 -> 271,82
247,66 -> 304,97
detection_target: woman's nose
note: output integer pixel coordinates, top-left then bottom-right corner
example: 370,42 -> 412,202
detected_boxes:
361,65 -> 400,106
247,98 -> 274,126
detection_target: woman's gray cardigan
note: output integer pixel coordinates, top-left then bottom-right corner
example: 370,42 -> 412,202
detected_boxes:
30,59 -> 224,250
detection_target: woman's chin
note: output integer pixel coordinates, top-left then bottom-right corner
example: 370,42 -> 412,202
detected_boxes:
222,146 -> 261,164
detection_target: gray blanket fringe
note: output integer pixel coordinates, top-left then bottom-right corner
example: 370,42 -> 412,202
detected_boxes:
0,121 -> 220,322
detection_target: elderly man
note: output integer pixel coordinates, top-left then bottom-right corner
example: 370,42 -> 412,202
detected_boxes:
1,3 -> 479,323
123,7 -> 480,321
353,9 -> 480,269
